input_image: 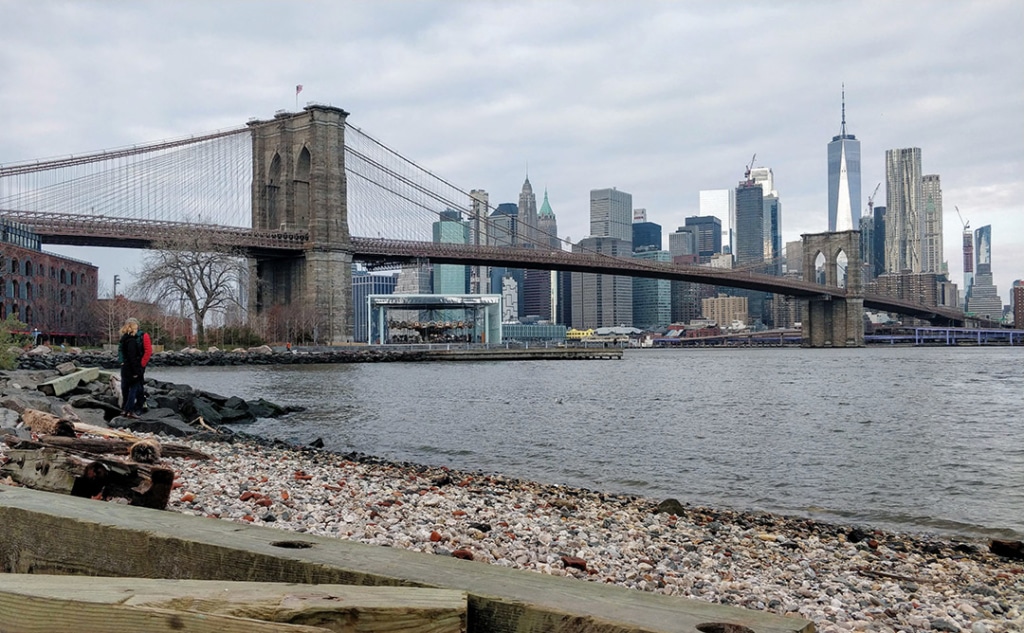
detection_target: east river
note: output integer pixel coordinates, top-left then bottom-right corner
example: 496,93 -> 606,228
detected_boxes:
150,346 -> 1024,540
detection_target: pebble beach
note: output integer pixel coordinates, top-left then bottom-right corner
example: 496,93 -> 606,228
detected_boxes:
159,435 -> 1023,633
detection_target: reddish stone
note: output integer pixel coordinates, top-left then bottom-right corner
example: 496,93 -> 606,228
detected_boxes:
239,491 -> 255,501
242,515 -> 255,522
451,549 -> 474,560
561,556 -> 587,571
179,493 -> 195,503
452,510 -> 467,517
256,497 -> 273,507
280,490 -> 290,501
430,531 -> 442,542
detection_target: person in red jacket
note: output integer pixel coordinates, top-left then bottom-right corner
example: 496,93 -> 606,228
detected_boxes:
126,318 -> 152,414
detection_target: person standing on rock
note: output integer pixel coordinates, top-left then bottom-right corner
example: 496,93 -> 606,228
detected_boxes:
117,318 -> 145,418
133,318 -> 153,413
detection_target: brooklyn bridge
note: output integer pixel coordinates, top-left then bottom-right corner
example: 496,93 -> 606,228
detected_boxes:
0,105 -> 967,345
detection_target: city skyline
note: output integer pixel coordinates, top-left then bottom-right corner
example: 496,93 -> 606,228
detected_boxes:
1,1 -> 1021,303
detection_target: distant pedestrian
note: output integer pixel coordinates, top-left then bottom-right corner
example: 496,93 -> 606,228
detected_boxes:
118,319 -> 144,418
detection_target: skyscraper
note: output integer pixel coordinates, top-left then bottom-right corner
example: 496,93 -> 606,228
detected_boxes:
632,250 -> 672,329
920,174 -> 944,273
537,189 -> 560,249
872,205 -> 886,278
518,176 -> 538,246
632,209 -> 663,252
966,225 -> 1002,319
590,188 -> 633,244
699,189 -> 734,257
432,209 -> 470,295
749,167 -> 782,274
469,189 -> 489,293
734,179 -> 764,268
884,147 -> 923,273
573,188 -> 633,328
683,215 -> 722,262
827,88 -> 861,232
571,236 -> 633,328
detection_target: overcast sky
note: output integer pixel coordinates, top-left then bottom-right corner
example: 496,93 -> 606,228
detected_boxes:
2,1 -> 1022,303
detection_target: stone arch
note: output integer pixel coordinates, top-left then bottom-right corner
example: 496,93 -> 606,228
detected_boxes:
293,145 -> 312,229
813,251 -> 826,285
267,152 -> 284,229
835,248 -> 849,289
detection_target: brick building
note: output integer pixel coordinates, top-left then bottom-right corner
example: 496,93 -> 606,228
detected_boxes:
1,219 -> 98,343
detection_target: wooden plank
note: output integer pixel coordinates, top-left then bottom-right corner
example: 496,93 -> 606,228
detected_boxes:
0,594 -> 334,633
0,574 -> 466,633
0,487 -> 812,633
37,367 -> 100,397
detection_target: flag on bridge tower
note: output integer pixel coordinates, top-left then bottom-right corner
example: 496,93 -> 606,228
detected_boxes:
296,84 -> 303,95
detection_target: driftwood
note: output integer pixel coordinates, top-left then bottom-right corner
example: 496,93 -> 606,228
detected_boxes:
21,409 -> 76,437
1,447 -> 174,509
3,434 -> 211,461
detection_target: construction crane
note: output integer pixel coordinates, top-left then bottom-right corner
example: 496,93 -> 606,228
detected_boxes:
866,182 -> 881,216
955,205 -> 970,231
744,153 -> 757,180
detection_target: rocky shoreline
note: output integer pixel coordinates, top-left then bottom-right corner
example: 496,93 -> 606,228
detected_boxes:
1,364 -> 1022,633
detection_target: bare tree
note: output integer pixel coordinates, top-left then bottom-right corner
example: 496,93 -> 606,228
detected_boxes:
133,234 -> 244,344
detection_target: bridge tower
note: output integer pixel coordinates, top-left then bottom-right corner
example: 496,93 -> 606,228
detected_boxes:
801,230 -> 864,347
248,106 -> 353,343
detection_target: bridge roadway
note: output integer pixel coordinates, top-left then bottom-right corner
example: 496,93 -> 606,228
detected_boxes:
2,210 -> 966,325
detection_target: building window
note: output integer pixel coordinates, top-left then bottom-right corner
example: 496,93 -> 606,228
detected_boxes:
23,259 -> 32,276
10,259 -> 17,274
60,269 -> 66,284
24,305 -> 32,326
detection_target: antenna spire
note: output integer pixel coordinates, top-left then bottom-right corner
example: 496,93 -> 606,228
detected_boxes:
840,83 -> 847,136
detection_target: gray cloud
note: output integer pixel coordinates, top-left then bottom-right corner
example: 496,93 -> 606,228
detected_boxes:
2,0 -> 1021,300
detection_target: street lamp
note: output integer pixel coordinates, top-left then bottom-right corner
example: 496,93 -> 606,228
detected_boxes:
113,274 -> 120,298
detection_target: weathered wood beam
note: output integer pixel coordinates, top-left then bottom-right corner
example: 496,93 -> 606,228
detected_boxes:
37,367 -> 100,397
0,574 -> 467,633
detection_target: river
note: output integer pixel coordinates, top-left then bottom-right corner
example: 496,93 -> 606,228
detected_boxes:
149,346 -> 1024,540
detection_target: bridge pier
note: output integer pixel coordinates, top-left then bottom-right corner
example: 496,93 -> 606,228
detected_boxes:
801,231 -> 864,347
248,106 -> 353,343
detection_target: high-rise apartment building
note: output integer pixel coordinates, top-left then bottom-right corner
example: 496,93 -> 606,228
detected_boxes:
920,174 -> 944,273
702,294 -> 749,328
518,176 -> 538,247
699,189 -> 734,257
590,188 -> 633,244
827,89 -> 861,232
684,215 -> 722,262
961,222 -> 975,300
884,147 -> 923,273
966,225 -> 1002,319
